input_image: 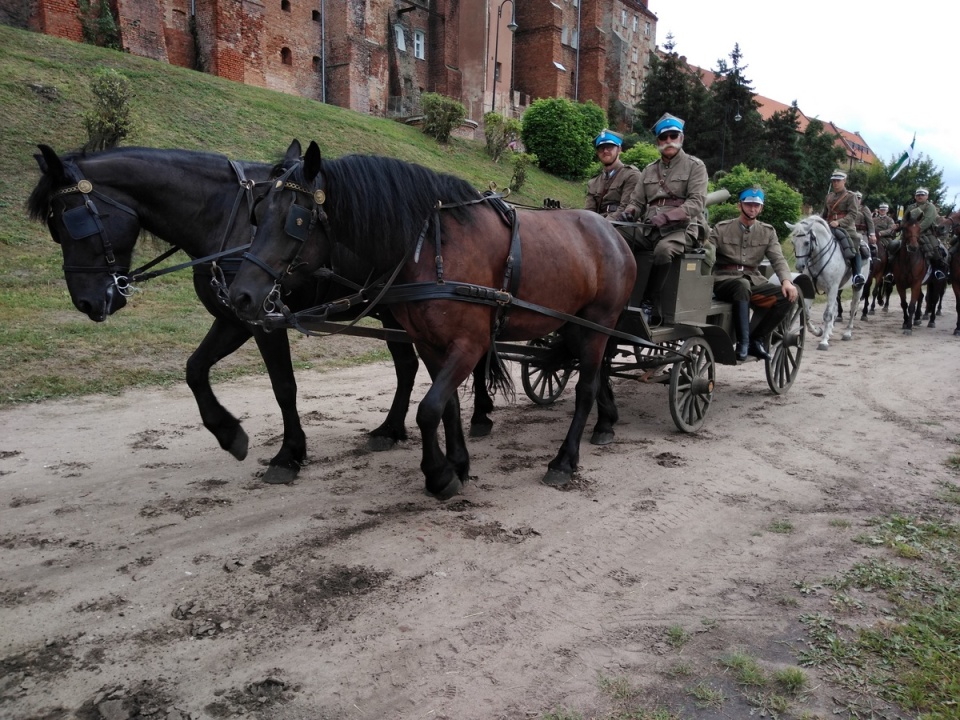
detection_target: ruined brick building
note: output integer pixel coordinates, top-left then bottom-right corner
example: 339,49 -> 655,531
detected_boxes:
1,0 -> 658,133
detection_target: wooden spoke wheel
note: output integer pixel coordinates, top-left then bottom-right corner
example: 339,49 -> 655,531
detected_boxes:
668,336 -> 715,433
520,335 -> 572,405
765,299 -> 805,395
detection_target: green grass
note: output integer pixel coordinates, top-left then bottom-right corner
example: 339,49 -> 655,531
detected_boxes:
0,24 -> 587,405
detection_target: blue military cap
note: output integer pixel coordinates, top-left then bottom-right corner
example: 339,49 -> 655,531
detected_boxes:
739,187 -> 765,204
594,129 -> 623,148
653,113 -> 684,136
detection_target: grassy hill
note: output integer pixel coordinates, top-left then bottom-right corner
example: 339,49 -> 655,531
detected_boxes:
0,24 -> 587,404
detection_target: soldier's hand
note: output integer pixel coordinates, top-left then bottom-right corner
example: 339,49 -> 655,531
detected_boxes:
650,213 -> 669,228
616,208 -> 635,222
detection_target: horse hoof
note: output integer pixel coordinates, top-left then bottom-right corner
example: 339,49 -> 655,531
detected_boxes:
262,464 -> 299,485
542,468 -> 572,487
842,334 -> 852,341
590,430 -> 615,446
869,309 -> 875,315
426,473 -> 462,501
469,421 -> 493,438
954,329 -> 960,336
228,429 -> 249,461
817,343 -> 829,351
367,435 -> 398,452
903,329 -> 912,335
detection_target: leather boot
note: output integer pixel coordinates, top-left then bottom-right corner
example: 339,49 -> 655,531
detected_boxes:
733,300 -> 750,361
646,264 -> 669,325
749,301 -> 791,360
851,252 -> 865,289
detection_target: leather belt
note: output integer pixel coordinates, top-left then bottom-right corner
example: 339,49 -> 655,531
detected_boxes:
649,197 -> 684,207
829,213 -> 847,220
717,263 -> 756,272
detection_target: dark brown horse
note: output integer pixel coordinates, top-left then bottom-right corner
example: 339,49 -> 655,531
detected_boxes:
229,140 -> 637,499
891,216 -> 931,334
861,240 -> 893,318
27,144 -> 495,485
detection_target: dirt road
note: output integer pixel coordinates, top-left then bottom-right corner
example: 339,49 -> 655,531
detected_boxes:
2,299 -> 958,719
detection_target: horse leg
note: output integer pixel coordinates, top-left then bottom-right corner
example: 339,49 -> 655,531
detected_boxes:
842,288 -> 860,340
544,331 -> 607,486
367,336 -> 417,451
415,350 -> 477,500
901,287 -> 913,333
589,348 -> 618,446
251,328 -> 309,484
818,293 -> 838,350
954,287 -> 960,336
185,318 -> 253,462
835,291 -> 843,322
468,357 -> 496,438
861,277 -> 872,320
914,289 -> 924,325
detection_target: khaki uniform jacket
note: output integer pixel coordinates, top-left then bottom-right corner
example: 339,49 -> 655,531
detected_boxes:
856,205 -> 875,236
821,189 -> 860,240
905,200 -> 940,253
874,213 -> 897,240
585,161 -> 641,218
710,219 -> 792,288
625,149 -> 708,239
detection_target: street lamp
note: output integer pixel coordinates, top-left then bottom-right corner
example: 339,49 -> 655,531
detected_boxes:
719,101 -> 742,171
490,0 -> 518,114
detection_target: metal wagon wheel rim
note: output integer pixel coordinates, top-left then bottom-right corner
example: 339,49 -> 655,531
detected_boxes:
765,299 -> 805,395
669,336 -> 715,433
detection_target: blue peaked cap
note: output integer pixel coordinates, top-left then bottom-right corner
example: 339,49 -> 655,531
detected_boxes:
653,114 -> 684,136
739,187 -> 765,204
594,129 -> 622,148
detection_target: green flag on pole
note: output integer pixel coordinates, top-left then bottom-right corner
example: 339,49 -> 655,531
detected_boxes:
889,133 -> 915,180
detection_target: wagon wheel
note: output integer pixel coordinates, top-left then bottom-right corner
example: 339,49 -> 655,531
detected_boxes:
668,336 -> 715,433
520,335 -> 572,405
765,299 -> 805,395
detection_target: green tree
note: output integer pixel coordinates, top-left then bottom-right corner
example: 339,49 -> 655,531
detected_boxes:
521,97 -> 606,178
77,0 -> 120,50
710,164 -> 803,240
633,34 -> 708,144
483,112 -> 521,164
702,44 -> 765,175
83,66 -> 134,151
762,103 -> 804,189
420,93 -> 466,143
796,118 -> 846,209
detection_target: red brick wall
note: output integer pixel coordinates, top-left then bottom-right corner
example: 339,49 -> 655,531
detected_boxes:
116,0 -> 168,61
31,0 -> 83,42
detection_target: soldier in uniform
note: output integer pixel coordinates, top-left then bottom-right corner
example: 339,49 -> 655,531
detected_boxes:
619,113 -> 708,321
585,129 -> 640,220
820,169 -> 866,288
896,188 -> 947,279
711,188 -> 799,361
854,191 -> 877,259
874,202 -> 899,283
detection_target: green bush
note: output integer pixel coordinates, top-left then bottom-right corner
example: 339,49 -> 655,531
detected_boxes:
83,66 -> 134,151
77,0 -> 120,50
520,98 -> 606,179
510,152 -> 538,192
483,112 -> 522,164
420,92 -> 466,143
710,164 -> 803,239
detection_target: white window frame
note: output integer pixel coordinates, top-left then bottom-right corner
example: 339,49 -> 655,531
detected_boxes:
644,21 -> 651,36
621,9 -> 627,26
632,15 -> 638,32
571,28 -> 578,49
413,29 -> 425,59
395,25 -> 406,52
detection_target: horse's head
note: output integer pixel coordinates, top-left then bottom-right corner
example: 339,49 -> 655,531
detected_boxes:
230,140 -> 331,323
901,215 -> 922,249
28,145 -> 142,321
786,216 -> 830,273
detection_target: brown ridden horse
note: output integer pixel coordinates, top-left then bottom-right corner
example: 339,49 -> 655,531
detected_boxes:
229,140 -> 638,499
861,240 -> 893,318
891,216 -> 932,334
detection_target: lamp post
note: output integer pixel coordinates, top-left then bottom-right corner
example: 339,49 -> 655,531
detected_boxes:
490,0 -> 518,114
719,100 -> 741,171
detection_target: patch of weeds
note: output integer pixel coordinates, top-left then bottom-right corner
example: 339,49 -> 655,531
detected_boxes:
946,454 -> 960,470
773,666 -> 809,695
768,518 -> 794,533
828,592 -> 864,614
938,480 -> 960,505
792,579 -> 819,595
664,661 -> 693,677
699,617 -> 718,630
796,515 -> 960,718
719,650 -> 766,687
828,518 -> 851,528
687,682 -> 725,709
598,673 -> 633,700
540,709 -> 582,720
665,624 -> 689,648
777,594 -> 799,607
746,690 -> 791,717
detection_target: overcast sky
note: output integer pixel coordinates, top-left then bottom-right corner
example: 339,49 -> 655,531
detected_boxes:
650,0 -> 959,203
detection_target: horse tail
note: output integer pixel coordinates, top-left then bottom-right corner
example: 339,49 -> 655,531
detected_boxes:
482,347 -> 515,402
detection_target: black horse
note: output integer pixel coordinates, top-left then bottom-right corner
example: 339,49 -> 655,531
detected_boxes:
27,145 -> 496,484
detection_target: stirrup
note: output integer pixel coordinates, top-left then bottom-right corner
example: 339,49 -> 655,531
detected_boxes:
934,270 -> 946,281
852,274 -> 866,288
883,273 -> 894,282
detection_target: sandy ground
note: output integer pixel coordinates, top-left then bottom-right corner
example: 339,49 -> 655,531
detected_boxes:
1,297 -> 958,720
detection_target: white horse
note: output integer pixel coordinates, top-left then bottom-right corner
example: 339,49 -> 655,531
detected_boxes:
786,216 -> 870,350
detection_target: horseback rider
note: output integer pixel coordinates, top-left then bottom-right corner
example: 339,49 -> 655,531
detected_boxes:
710,187 -> 798,362
890,188 -> 948,280
617,113 -> 708,323
854,191 -> 877,259
820,170 -> 866,289
585,129 -> 640,221
874,202 -> 899,282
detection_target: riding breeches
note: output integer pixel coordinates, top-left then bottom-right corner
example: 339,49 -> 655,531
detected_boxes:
636,226 -> 701,265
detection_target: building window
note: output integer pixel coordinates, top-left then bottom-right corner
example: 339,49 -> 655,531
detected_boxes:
631,78 -> 637,96
312,10 -> 320,21
621,10 -> 627,26
281,0 -> 290,10
413,29 -> 425,59
571,29 -> 578,49
561,26 -> 568,44
631,47 -> 638,63
644,21 -> 651,36
632,15 -> 638,32
494,62 -> 501,81
395,25 -> 406,51
312,56 -> 320,71
281,47 -> 292,65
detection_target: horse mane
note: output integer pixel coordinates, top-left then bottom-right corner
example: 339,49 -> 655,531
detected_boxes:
284,154 -> 483,272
